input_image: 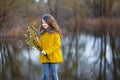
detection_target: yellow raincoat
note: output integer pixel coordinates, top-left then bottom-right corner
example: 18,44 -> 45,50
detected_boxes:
39,32 -> 63,63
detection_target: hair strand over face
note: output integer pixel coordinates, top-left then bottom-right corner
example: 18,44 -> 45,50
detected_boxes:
40,14 -> 62,36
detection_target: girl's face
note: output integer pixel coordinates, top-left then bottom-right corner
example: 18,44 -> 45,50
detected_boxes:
42,19 -> 49,29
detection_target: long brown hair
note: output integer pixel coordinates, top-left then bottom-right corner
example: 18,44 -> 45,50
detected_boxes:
40,14 -> 61,36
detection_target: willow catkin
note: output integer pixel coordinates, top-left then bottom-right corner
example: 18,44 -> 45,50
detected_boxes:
24,23 -> 50,60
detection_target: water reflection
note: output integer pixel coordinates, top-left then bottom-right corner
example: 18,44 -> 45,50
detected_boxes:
0,33 -> 120,80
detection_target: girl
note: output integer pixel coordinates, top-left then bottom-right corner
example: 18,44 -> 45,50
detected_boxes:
39,14 -> 63,80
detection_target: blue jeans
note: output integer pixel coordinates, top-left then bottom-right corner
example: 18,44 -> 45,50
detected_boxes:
42,63 -> 58,80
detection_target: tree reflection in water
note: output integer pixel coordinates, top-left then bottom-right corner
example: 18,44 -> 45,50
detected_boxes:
0,38 -> 42,80
0,34 -> 120,80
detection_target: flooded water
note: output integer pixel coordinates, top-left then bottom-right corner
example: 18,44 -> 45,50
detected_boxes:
0,33 -> 120,80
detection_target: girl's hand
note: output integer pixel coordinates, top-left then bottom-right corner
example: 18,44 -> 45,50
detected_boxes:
41,50 -> 46,55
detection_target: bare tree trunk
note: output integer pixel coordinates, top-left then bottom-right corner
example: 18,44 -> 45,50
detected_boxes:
101,0 -> 106,16
109,32 -> 117,80
28,48 -> 32,80
47,0 -> 54,16
72,0 -> 79,79
98,35 -> 103,80
47,0 -> 60,19
103,34 -> 107,80
9,0 -> 16,7
0,43 -> 5,80
93,0 -> 116,17
54,0 -> 60,18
